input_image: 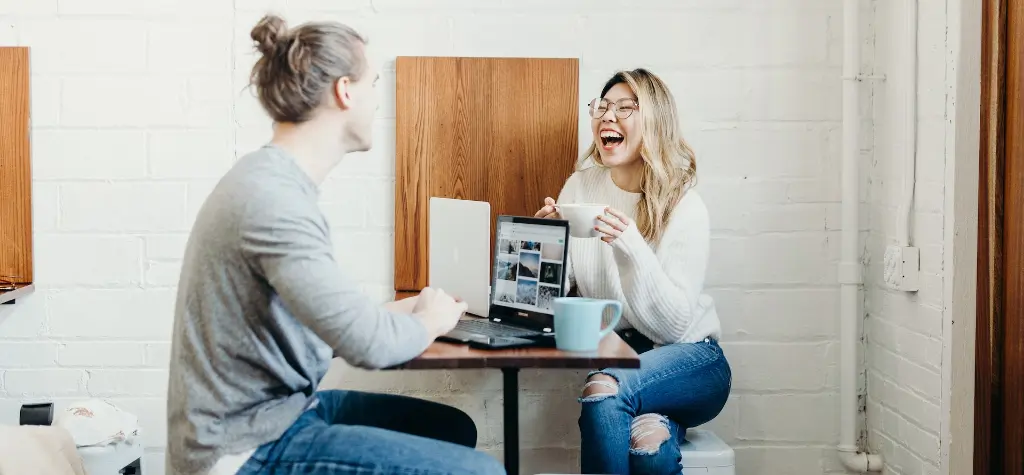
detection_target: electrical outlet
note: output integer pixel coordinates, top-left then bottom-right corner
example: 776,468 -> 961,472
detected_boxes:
883,245 -> 920,292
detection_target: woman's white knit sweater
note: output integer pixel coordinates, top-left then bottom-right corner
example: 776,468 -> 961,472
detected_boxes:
558,166 -> 721,345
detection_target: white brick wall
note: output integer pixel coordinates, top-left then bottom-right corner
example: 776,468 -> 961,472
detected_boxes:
0,0 -> 961,474
865,0 -> 958,473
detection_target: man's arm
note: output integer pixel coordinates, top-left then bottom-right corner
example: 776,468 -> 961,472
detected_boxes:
239,199 -> 431,369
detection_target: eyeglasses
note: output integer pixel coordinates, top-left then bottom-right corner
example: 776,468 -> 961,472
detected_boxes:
588,97 -> 639,120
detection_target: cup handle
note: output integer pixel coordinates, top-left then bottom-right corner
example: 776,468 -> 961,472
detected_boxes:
598,301 -> 623,339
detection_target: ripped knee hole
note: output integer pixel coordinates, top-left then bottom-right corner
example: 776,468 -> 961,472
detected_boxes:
629,414 -> 670,453
581,373 -> 618,399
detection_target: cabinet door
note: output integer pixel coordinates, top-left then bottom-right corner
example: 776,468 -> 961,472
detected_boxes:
394,56 -> 579,292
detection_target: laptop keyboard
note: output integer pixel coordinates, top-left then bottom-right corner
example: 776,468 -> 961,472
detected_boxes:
453,319 -> 541,338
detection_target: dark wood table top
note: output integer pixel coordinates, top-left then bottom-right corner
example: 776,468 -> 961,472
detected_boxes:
387,291 -> 641,370
387,330 -> 640,370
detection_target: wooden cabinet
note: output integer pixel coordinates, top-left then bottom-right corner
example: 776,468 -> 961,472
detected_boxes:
393,56 -> 580,293
0,47 -> 33,304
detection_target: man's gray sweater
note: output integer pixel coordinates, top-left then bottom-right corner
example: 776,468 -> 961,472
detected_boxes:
165,145 -> 430,474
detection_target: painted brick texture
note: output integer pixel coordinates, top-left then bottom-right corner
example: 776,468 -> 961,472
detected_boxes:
864,0 -> 952,473
0,0 -> 949,474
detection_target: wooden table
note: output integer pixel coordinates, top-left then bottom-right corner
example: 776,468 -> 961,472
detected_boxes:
385,316 -> 640,475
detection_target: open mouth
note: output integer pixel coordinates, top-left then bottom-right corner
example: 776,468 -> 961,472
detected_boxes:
600,130 -> 624,150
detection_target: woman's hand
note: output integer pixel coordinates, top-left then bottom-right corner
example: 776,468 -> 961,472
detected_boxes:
595,207 -> 632,244
534,197 -> 560,219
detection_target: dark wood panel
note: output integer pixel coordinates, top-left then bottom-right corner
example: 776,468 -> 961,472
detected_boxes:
0,47 -> 32,286
1003,0 -> 1024,469
977,1 -> 1007,473
394,56 -> 579,292
976,0 -> 1024,472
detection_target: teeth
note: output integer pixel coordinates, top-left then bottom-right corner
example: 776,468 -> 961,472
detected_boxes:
600,131 -> 623,138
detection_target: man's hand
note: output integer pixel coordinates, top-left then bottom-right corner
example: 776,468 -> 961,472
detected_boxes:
413,287 -> 467,339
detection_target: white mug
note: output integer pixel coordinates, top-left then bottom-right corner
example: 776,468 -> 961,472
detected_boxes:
555,203 -> 608,238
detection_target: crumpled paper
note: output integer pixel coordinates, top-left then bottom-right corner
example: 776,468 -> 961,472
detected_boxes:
53,399 -> 141,448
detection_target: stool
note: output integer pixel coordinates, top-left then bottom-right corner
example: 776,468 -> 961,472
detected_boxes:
680,428 -> 735,475
78,442 -> 144,475
19,402 -> 143,475
536,429 -> 735,475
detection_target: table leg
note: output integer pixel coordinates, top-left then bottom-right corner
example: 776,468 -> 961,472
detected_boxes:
502,367 -> 519,475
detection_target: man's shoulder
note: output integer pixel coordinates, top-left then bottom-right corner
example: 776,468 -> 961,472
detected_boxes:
232,147 -> 312,197
184,150 -> 319,255
217,149 -> 319,221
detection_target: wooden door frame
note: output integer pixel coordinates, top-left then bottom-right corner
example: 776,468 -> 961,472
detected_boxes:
975,1 -> 1003,472
976,0 -> 1024,471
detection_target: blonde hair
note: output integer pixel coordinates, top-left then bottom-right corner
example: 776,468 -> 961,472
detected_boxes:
249,14 -> 368,123
581,68 -> 697,245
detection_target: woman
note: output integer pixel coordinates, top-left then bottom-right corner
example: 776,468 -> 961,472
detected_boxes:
535,69 -> 732,475
165,14 -> 505,475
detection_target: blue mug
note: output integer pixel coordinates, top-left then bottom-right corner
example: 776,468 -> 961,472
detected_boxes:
552,297 -> 623,352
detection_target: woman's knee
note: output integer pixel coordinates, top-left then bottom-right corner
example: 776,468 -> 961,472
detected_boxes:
626,414 -> 680,475
628,414 -> 671,455
579,371 -> 620,402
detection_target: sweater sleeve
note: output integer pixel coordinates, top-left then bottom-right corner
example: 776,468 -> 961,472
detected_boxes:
609,193 -> 710,344
239,197 -> 431,370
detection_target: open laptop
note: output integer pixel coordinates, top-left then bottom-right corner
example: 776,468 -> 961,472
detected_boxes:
428,197 -> 492,318
429,199 -> 571,348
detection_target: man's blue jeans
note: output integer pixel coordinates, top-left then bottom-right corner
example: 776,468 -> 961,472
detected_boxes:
236,389 -> 505,475
579,332 -> 732,475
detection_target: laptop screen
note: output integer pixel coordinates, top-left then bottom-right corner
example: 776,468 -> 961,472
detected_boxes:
492,219 -> 568,315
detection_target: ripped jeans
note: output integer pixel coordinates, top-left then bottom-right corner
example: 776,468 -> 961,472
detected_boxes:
578,330 -> 731,475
